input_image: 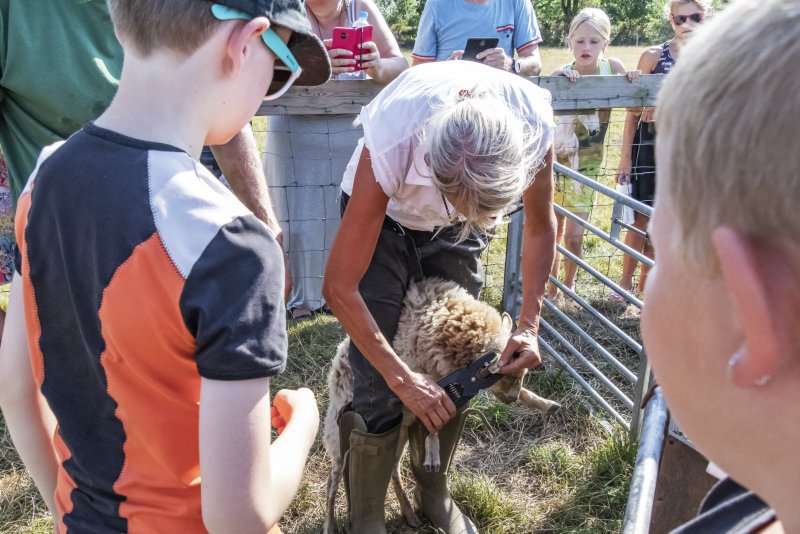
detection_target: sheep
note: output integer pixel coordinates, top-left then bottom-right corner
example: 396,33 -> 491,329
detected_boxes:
554,112 -> 601,171
322,277 -> 560,532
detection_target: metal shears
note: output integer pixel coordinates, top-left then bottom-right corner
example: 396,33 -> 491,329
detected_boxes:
436,351 -> 504,407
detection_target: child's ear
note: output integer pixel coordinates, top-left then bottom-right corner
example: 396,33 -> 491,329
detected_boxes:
222,17 -> 271,76
712,226 -> 800,386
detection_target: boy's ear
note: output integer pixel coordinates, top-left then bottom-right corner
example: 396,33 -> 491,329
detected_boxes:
712,226 -> 799,386
222,17 -> 271,76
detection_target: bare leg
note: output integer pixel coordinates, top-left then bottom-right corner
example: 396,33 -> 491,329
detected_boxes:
619,211 -> 650,292
561,212 -> 589,290
546,212 -> 566,300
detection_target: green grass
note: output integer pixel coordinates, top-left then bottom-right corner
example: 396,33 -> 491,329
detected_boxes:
1,45 -> 644,534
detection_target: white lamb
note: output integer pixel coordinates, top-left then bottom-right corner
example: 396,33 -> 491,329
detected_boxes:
323,277 -> 560,532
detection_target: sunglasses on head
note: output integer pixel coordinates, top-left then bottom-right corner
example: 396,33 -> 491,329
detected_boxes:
671,12 -> 704,25
211,4 -> 302,101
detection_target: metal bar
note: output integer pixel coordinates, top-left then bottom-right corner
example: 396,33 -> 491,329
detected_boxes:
557,245 -> 643,308
554,162 -> 653,217
622,388 -> 669,534
502,212 -> 524,318
539,338 -> 629,428
540,319 -> 634,411
554,205 -> 654,268
630,355 -> 653,440
548,277 -> 644,354
613,217 -> 648,238
543,299 -> 637,383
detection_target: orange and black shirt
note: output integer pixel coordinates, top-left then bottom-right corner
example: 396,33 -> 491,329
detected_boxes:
15,123 -> 287,533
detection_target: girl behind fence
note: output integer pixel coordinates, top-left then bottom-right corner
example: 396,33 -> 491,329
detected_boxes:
546,8 -> 637,301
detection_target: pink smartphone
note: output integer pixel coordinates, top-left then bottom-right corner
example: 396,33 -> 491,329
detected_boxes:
331,26 -> 373,71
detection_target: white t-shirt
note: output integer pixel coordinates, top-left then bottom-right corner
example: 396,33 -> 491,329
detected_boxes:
340,60 -> 554,231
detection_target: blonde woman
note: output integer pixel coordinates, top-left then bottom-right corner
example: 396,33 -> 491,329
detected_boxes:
324,60 -> 555,533
611,0 -> 711,301
264,0 -> 407,320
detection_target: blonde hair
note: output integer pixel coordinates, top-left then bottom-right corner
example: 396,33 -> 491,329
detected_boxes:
656,0 -> 800,269
568,8 -> 612,43
107,0 -> 220,57
423,89 -> 546,239
663,0 -> 713,18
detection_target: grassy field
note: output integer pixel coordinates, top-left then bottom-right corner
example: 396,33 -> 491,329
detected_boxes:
0,46 -> 648,533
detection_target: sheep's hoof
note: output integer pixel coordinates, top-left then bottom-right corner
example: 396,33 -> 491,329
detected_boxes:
424,461 -> 441,472
544,401 -> 562,415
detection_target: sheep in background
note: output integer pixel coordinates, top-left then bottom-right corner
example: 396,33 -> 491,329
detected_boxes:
554,112 -> 601,171
323,277 -> 560,532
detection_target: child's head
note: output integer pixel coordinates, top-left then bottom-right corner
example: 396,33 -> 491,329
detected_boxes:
107,0 -> 330,97
567,8 -> 611,66
643,0 -> 800,499
106,0 -> 329,145
663,0 -> 712,38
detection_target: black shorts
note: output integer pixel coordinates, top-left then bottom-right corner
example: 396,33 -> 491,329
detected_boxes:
630,122 -> 656,205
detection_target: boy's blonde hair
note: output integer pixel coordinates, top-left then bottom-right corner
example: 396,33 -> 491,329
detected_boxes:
656,0 -> 800,269
107,0 -> 221,57
424,89 -> 546,240
663,0 -> 712,18
568,8 -> 612,43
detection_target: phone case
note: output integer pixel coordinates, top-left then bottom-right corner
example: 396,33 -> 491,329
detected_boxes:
332,26 -> 373,71
462,37 -> 499,62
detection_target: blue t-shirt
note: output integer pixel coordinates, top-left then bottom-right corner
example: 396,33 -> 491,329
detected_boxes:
412,0 -> 542,62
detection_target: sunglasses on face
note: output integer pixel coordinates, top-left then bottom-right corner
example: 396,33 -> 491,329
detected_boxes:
671,13 -> 704,26
211,4 -> 303,101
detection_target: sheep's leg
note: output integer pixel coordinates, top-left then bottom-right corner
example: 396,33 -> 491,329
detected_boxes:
323,461 -> 341,534
424,433 -> 441,472
519,387 -> 561,414
392,410 -> 423,527
391,462 -> 423,527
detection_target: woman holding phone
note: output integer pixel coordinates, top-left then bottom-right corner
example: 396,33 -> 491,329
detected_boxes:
263,0 -> 407,320
324,60 -> 555,533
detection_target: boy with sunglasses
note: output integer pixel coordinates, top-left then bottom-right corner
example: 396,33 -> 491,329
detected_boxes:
1,1 -> 330,531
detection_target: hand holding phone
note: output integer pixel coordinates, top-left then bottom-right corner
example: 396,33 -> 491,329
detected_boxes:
331,25 -> 374,71
462,37 -> 500,62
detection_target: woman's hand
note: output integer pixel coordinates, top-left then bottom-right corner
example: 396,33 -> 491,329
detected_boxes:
391,372 -> 456,434
323,39 -> 356,74
498,329 -> 542,374
356,40 -> 381,72
615,158 -> 632,184
271,388 -> 319,439
626,69 -> 641,82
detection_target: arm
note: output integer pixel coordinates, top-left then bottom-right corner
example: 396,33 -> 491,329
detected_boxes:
614,49 -> 658,183
0,278 -> 59,516
499,147 -> 556,374
323,148 -> 455,433
516,44 -> 542,76
209,124 -> 292,300
200,380 -> 318,533
410,0 -> 438,65
358,0 -> 408,84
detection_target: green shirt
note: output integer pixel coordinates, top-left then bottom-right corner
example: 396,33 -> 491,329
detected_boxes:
0,0 -> 122,205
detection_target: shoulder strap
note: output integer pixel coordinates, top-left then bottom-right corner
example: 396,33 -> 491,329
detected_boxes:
597,58 -> 612,75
